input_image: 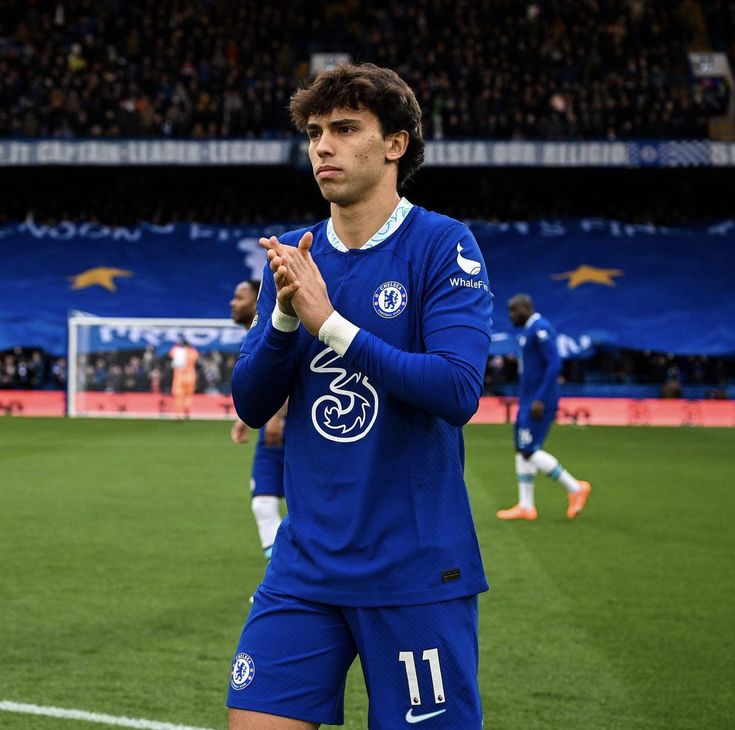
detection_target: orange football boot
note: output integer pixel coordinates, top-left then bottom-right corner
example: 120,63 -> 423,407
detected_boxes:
496,504 -> 538,521
567,481 -> 591,519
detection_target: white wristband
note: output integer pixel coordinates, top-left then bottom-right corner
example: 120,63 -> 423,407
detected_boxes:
318,311 -> 360,356
271,306 -> 299,333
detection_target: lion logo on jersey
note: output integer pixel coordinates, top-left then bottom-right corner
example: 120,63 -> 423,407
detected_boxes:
310,347 -> 379,442
373,280 -> 408,318
230,652 -> 255,690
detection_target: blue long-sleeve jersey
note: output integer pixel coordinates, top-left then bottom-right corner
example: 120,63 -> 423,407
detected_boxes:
232,201 -> 493,606
517,312 -> 561,405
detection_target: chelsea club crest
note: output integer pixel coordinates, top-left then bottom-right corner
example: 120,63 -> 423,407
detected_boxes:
373,281 -> 407,319
230,652 -> 255,690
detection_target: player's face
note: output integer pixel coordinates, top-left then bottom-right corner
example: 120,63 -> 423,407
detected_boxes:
230,285 -> 257,325
508,301 -> 529,327
306,107 -> 395,206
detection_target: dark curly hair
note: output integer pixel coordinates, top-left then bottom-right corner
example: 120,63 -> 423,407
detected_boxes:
290,63 -> 425,190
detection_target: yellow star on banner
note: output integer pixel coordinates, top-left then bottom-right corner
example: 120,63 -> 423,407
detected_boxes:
552,264 -> 624,289
68,267 -> 134,292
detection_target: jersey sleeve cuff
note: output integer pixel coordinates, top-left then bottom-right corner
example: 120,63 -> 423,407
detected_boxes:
271,306 -> 300,333
318,311 -> 360,356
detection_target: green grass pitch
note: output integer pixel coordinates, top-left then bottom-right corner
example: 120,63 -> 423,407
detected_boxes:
1,418 -> 733,729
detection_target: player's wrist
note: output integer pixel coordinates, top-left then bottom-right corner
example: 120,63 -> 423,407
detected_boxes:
318,311 -> 360,356
271,306 -> 299,332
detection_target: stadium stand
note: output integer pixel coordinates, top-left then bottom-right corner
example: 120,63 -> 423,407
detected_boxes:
1,1 -> 734,225
0,0 -> 714,140
702,0 -> 735,61
2,344 -> 731,401
2,166 -> 735,226
1,1 -> 734,397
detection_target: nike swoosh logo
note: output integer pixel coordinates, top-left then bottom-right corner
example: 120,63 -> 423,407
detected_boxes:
405,708 -> 447,724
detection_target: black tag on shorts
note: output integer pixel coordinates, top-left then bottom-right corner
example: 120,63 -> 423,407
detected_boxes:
441,568 -> 461,583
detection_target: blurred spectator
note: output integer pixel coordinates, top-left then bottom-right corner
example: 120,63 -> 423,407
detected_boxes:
0,0 -> 715,141
51,356 -> 67,388
200,351 -> 224,394
28,350 -> 44,386
661,363 -> 683,398
0,345 -> 732,398
1,353 -> 17,387
484,353 -> 519,394
480,349 -> 734,399
105,363 -> 123,392
706,380 -> 729,399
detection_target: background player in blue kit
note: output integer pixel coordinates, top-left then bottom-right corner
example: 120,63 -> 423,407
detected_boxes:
497,293 -> 591,521
227,63 -> 493,729
229,280 -> 286,577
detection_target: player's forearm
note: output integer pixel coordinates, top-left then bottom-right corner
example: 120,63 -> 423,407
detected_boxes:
232,316 -> 297,427
319,313 -> 487,426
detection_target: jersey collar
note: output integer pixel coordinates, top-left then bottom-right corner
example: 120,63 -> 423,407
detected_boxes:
524,312 -> 541,329
326,197 -> 414,252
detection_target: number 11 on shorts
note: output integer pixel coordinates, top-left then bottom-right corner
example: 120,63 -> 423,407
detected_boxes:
399,648 -> 446,705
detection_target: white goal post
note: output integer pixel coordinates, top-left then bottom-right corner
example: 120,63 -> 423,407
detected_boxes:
67,313 -> 246,419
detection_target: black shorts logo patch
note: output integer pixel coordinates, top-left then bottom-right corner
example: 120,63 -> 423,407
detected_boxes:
441,568 -> 461,583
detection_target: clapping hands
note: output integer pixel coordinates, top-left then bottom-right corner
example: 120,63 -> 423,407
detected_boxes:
259,232 -> 334,336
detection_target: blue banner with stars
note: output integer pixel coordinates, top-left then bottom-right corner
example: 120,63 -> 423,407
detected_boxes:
477,219 -> 735,356
1,217 -> 734,356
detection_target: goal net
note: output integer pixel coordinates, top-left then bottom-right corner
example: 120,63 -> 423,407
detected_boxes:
67,313 -> 246,419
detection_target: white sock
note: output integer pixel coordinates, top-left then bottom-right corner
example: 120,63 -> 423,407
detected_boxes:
516,453 -> 538,508
251,495 -> 282,555
528,450 -> 580,493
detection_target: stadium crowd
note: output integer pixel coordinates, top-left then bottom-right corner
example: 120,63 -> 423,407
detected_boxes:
0,0 -> 714,141
485,350 -> 732,399
1,345 -> 731,400
2,2 -> 733,399
0,347 -> 66,390
72,347 -> 236,396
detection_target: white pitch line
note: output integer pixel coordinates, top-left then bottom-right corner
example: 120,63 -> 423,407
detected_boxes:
0,701 -> 218,730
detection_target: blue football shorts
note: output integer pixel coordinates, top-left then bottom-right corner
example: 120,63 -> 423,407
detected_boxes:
250,442 -> 285,499
227,586 -> 483,729
514,400 -> 557,453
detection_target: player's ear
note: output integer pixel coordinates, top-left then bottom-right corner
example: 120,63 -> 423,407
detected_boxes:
385,130 -> 409,162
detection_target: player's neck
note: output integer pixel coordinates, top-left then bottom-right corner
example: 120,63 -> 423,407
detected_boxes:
330,188 -> 401,249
